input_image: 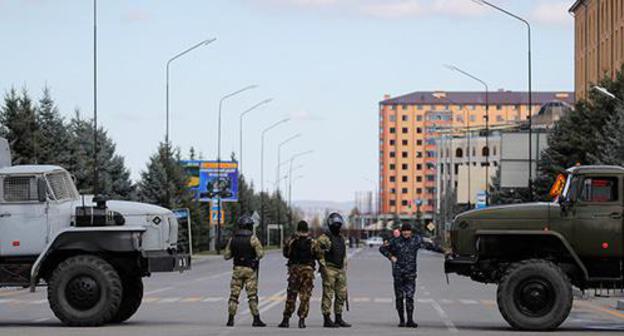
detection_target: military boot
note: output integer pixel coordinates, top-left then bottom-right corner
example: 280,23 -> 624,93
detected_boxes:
405,309 -> 418,328
298,318 -> 306,329
278,316 -> 289,328
252,314 -> 266,327
226,314 -> 235,327
335,314 -> 352,328
323,314 -> 338,328
397,308 -> 406,327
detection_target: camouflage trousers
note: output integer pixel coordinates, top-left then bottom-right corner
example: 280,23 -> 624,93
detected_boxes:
321,266 -> 347,315
282,265 -> 315,318
393,273 -> 416,312
228,266 -> 259,316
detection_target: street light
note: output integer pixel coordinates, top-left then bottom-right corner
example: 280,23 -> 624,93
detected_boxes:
166,38 -> 216,145
287,150 -> 314,229
445,64 -> 490,206
260,118 -> 290,244
215,84 -> 257,254
276,133 -> 302,196
239,99 -> 273,174
472,0 -> 533,199
593,86 -> 624,104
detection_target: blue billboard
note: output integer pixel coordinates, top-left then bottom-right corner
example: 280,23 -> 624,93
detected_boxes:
180,160 -> 239,202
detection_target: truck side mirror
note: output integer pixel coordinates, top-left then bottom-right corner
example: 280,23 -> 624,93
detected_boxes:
37,178 -> 48,202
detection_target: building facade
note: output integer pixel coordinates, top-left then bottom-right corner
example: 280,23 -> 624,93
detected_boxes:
378,91 -> 574,221
571,0 -> 624,100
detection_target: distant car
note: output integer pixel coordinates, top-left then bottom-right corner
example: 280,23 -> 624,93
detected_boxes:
365,236 -> 384,248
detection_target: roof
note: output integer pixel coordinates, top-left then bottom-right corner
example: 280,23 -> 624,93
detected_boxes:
380,91 -> 575,106
0,165 -> 66,175
569,0 -> 586,13
566,165 -> 624,175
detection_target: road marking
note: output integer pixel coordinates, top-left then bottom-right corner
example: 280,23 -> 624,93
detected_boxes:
181,296 -> 203,303
576,301 -> 624,320
144,287 -> 173,296
353,297 -> 371,303
373,298 -> 393,303
480,299 -> 496,307
459,299 -> 479,305
417,298 -> 434,304
430,299 -> 458,333
143,297 -> 158,303
202,297 -> 224,303
32,317 -> 50,323
0,299 -> 16,304
27,299 -> 47,305
159,297 -> 181,303
440,299 -> 454,304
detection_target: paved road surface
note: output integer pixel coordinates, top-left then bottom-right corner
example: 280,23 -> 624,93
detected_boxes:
0,247 -> 623,335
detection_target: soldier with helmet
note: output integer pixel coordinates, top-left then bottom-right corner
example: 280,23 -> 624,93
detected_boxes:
223,215 -> 266,327
278,220 -> 323,329
317,212 -> 351,328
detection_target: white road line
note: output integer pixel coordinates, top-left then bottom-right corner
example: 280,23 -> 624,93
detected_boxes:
430,299 -> 458,333
202,297 -> 225,303
417,298 -> 434,304
373,298 -> 393,303
193,270 -> 232,283
440,299 -> 454,304
144,287 -> 173,296
0,299 -> 16,304
459,299 -> 479,305
158,297 -> 181,303
32,317 -> 50,323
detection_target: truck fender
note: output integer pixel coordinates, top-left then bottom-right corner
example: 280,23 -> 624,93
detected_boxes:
30,226 -> 146,290
475,230 -> 590,281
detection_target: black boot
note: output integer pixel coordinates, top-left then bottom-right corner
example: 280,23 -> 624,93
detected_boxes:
298,318 -> 306,329
323,314 -> 338,328
226,314 -> 235,327
278,316 -> 289,328
397,308 -> 406,327
252,314 -> 266,327
335,314 -> 351,328
405,309 -> 418,328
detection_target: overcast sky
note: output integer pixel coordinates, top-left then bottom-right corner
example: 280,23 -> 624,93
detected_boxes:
0,0 -> 574,202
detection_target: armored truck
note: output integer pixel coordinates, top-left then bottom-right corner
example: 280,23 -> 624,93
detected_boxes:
445,165 -> 624,331
0,138 -> 190,326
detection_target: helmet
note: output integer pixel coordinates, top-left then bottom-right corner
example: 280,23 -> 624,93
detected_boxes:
237,215 -> 254,231
326,212 -> 344,231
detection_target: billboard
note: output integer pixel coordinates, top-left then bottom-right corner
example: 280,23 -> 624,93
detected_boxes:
180,160 -> 239,202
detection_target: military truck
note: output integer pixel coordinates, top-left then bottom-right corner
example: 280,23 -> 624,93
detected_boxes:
445,165 -> 624,331
0,138 -> 190,326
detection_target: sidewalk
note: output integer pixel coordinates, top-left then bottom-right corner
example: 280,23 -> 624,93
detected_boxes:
574,288 -> 624,317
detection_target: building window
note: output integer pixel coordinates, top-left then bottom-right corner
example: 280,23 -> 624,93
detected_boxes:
496,115 -> 504,122
402,105 -> 409,111
416,152 -> 423,158
402,188 -> 408,194
402,163 -> 408,170
416,164 -> 422,170
389,176 -> 396,182
416,188 -> 422,194
389,164 -> 396,170
402,176 -> 408,182
416,140 -> 423,146
493,146 -> 497,156
456,104 -> 463,110
390,152 -> 396,158
402,115 -> 409,121
402,127 -> 409,134
390,139 -> 395,146
469,115 -> 476,122
468,105 -> 476,110
456,148 -> 463,158
472,147 -> 476,156
389,127 -> 396,134
402,139 -> 408,146
496,105 -> 502,110
402,152 -> 408,158
390,188 -> 396,194
416,128 -> 422,134
416,115 -> 423,121
426,175 -> 435,182
390,200 -> 396,206
417,105 -> 423,110
389,115 -> 396,122
401,200 -> 408,206
482,146 -> 489,157
416,176 -> 422,182
456,115 -> 464,122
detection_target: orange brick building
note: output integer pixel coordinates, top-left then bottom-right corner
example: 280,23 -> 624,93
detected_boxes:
378,91 -> 574,221
571,0 -> 624,100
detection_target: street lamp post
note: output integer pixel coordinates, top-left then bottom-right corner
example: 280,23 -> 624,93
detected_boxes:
93,0 -> 98,196
445,65 -> 490,206
239,99 -> 273,174
287,150 -> 314,229
166,38 -> 216,145
261,118 -> 290,245
275,134 -> 301,244
215,85 -> 257,254
473,0 -> 533,199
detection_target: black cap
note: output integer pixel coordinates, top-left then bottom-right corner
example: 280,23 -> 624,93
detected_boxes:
297,220 -> 309,233
400,223 -> 413,232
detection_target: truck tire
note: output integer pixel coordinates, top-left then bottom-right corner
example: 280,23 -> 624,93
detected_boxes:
47,255 -> 122,326
110,276 -> 143,323
497,259 -> 572,331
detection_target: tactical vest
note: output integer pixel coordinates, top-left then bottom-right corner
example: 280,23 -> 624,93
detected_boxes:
324,233 -> 346,269
230,230 -> 257,268
289,237 -> 315,267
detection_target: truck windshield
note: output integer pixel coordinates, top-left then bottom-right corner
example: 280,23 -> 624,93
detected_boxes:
46,171 -> 79,201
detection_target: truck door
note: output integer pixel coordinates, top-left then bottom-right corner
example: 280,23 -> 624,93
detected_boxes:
0,175 -> 48,256
572,175 -> 623,279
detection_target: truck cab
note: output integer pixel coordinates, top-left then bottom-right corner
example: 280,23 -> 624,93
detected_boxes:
445,165 -> 624,331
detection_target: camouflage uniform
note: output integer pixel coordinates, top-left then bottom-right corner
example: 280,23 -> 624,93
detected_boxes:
379,235 -> 422,314
282,233 -> 323,319
224,232 -> 264,316
317,232 -> 348,315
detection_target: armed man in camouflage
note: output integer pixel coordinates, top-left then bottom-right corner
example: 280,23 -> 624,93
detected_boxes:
223,215 -> 266,327
278,220 -> 323,329
317,212 -> 351,328
379,222 -> 422,328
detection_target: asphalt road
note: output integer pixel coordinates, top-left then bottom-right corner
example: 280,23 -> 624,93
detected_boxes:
0,247 -> 623,335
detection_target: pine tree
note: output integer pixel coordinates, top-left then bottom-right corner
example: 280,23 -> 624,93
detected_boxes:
35,87 -> 71,166
591,106 -> 624,165
0,88 -> 37,164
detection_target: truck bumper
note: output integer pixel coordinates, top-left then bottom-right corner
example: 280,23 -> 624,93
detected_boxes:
444,254 -> 476,275
145,250 -> 191,273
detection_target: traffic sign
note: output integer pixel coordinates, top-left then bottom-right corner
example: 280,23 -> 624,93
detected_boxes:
426,223 -> 436,232
210,204 -> 224,226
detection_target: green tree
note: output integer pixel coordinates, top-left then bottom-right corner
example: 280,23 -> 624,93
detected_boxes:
0,88 -> 37,164
35,87 -> 71,166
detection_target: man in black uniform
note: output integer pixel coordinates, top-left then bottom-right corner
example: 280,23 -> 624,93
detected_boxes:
278,220 -> 322,329
224,215 -> 265,327
379,222 -> 422,328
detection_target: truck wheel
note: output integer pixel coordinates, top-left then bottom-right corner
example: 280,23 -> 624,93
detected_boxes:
110,276 -> 143,323
497,259 -> 572,331
47,255 -> 122,326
